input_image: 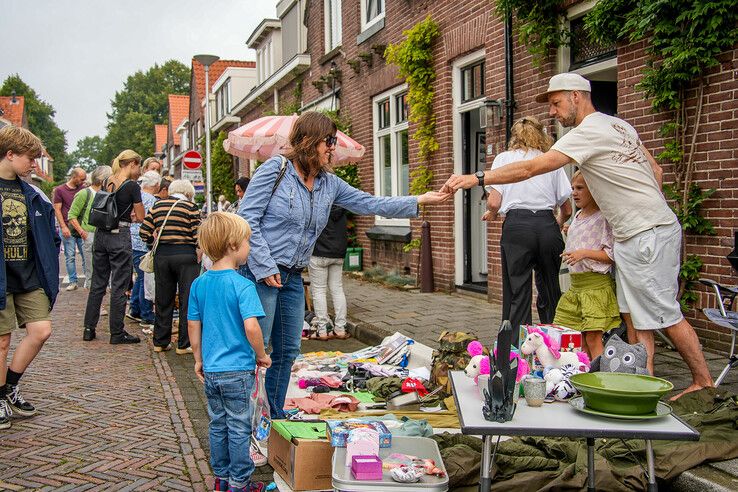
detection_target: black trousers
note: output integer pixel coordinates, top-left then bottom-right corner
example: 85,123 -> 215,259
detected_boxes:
500,209 -> 565,346
83,228 -> 132,339
153,251 -> 199,349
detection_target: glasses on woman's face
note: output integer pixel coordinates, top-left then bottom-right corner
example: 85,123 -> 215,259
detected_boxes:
324,135 -> 338,147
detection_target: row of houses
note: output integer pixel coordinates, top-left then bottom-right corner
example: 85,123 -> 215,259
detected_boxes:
153,0 -> 738,353
0,93 -> 54,183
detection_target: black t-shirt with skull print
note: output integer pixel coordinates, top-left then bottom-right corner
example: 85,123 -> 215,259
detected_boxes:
0,177 -> 39,293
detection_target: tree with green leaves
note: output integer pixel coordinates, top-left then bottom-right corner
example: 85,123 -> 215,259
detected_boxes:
0,74 -> 69,180
101,60 -> 189,164
68,135 -> 104,171
210,131 -> 237,203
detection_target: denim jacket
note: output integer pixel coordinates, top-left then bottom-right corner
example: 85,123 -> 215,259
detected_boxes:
0,180 -> 61,310
239,156 -> 418,281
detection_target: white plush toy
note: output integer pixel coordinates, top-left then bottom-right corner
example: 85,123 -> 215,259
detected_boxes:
521,327 -> 590,372
543,364 -> 581,400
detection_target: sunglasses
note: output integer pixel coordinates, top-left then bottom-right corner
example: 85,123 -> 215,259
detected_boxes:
324,135 -> 338,147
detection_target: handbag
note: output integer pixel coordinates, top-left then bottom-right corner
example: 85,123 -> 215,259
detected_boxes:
139,199 -> 182,273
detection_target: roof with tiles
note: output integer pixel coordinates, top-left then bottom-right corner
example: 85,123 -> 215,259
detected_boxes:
167,95 -> 190,145
0,95 -> 26,127
154,124 -> 168,152
191,59 -> 256,103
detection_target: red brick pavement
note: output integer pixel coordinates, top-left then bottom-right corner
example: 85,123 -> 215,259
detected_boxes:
0,287 -> 211,491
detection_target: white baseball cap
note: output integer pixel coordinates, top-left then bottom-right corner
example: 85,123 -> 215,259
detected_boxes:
535,73 -> 592,103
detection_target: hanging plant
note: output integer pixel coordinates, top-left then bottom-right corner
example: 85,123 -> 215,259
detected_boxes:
347,59 -> 361,74
311,78 -> 326,94
371,43 -> 387,57
358,51 -> 374,67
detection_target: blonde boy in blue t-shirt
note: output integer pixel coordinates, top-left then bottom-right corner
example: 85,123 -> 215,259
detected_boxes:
188,212 -> 271,492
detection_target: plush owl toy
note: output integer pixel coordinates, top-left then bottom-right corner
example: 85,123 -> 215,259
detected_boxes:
591,334 -> 649,375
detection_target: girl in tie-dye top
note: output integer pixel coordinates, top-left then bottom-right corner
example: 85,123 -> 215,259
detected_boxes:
554,171 -> 620,359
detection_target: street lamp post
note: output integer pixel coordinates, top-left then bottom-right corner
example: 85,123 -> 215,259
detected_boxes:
193,54 -> 220,215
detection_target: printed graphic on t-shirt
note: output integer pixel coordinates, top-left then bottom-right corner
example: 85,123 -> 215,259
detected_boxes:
2,186 -> 30,261
611,123 -> 644,166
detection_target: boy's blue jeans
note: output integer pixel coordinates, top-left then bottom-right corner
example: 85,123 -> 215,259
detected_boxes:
204,370 -> 256,488
240,265 -> 304,419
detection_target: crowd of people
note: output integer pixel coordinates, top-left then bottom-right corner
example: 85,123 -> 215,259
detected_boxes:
0,75 -> 718,489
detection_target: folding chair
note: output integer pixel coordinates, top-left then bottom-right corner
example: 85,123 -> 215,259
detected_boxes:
699,278 -> 738,386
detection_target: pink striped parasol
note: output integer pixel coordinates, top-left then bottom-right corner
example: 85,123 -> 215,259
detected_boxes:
223,114 -> 365,163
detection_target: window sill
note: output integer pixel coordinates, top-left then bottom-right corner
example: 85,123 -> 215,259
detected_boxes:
357,17 -> 385,45
366,225 -> 411,243
320,46 -> 343,65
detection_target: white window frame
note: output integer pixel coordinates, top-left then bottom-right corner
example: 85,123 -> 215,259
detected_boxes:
372,84 -> 409,226
360,0 -> 384,32
324,0 -> 342,52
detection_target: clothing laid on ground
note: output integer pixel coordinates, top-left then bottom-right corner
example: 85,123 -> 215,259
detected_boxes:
0,177 -> 59,313
188,269 -> 265,372
489,149 -> 570,346
284,392 -> 360,414
551,112 -> 676,241
52,182 -> 85,222
0,177 -> 40,294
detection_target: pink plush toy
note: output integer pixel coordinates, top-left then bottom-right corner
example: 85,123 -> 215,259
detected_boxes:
521,326 -> 590,372
464,341 -> 530,383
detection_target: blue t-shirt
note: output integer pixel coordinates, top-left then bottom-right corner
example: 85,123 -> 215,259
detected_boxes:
187,269 -> 265,372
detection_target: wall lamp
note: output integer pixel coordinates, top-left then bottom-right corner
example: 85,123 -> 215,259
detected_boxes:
484,98 -> 504,128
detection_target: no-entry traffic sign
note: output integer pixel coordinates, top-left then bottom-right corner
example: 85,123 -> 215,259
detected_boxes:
183,150 -> 202,170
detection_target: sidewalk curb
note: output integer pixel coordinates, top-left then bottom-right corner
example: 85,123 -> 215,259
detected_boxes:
346,317 -> 393,347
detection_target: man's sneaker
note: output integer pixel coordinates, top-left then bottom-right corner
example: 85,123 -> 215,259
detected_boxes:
213,477 -> 229,492
110,331 -> 141,344
125,312 -> 142,322
250,440 -> 267,467
65,283 -> 78,291
0,399 -> 11,429
5,384 -> 36,417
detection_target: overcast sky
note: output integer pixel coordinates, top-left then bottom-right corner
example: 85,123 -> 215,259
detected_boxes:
0,0 -> 277,149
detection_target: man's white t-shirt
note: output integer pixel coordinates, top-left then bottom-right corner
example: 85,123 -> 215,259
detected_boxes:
551,112 -> 676,241
487,148 -> 571,214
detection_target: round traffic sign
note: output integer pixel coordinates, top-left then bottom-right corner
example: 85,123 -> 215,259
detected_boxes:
183,150 -> 202,170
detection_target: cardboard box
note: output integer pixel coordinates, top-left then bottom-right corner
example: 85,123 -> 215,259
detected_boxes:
326,419 -> 392,448
268,422 -> 334,491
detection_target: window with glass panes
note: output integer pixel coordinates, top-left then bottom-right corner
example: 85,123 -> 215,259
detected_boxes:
461,61 -> 485,103
361,0 -> 384,30
374,86 -> 409,203
325,0 -> 342,52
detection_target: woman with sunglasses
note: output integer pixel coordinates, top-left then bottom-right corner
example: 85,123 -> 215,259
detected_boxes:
481,116 -> 572,346
234,111 -> 449,419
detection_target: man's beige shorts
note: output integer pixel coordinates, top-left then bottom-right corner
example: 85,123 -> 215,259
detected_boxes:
614,221 -> 684,330
0,288 -> 51,336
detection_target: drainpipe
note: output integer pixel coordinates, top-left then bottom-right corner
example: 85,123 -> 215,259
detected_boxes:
504,10 -> 515,143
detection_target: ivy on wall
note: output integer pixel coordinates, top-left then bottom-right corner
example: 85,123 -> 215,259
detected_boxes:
495,0 -> 569,65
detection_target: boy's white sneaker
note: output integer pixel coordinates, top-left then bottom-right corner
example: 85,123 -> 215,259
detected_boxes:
250,440 -> 267,467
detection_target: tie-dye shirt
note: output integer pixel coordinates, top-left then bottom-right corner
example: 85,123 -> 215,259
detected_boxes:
565,210 -> 614,274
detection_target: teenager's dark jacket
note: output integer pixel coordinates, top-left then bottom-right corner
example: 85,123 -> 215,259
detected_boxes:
0,180 -> 61,310
312,205 -> 348,259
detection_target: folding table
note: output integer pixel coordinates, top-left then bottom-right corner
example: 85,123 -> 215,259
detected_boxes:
450,371 -> 700,491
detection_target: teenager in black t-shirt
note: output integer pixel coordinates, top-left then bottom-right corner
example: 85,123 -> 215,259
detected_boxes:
82,150 -> 144,345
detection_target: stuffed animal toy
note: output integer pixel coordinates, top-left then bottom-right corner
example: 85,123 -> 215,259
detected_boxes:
464,341 -> 530,383
591,334 -> 649,375
521,327 -> 590,372
543,364 -> 582,400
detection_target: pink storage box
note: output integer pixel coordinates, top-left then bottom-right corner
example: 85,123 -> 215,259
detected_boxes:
351,455 -> 382,480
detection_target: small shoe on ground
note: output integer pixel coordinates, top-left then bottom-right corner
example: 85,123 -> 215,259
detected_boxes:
0,399 -> 12,429
65,283 -> 78,291
125,312 -> 142,322
154,343 -> 173,352
6,384 -> 36,417
250,440 -> 268,467
100,307 -> 108,316
175,346 -> 193,355
82,327 -> 96,341
213,477 -> 229,492
110,332 -> 141,344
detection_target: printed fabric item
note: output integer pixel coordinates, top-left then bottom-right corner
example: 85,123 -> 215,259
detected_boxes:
284,393 -> 360,414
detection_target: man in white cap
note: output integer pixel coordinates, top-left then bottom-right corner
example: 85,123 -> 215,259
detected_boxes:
441,72 -> 713,399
